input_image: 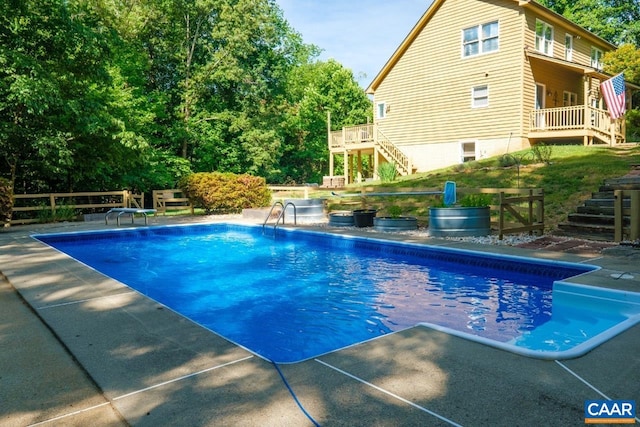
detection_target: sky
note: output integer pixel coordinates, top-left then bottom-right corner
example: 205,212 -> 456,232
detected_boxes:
276,0 -> 433,88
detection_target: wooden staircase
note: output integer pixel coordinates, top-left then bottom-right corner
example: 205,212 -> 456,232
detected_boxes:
375,129 -> 415,176
556,177 -> 640,241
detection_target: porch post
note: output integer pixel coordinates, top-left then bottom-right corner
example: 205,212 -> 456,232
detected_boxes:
343,150 -> 349,184
583,76 -> 590,146
356,150 -> 363,183
327,110 -> 333,176
610,118 -> 616,146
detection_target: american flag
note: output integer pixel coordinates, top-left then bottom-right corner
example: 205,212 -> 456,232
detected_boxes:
601,73 -> 626,120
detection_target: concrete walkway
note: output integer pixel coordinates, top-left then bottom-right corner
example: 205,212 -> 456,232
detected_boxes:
1,217 -> 639,426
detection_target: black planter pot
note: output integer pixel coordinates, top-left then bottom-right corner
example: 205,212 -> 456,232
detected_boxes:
352,209 -> 377,227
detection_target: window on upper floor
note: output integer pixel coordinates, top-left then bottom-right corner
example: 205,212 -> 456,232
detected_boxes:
563,91 -> 577,106
462,21 -> 499,57
591,47 -> 603,70
376,102 -> 386,119
472,85 -> 489,108
565,34 -> 573,61
535,20 -> 554,56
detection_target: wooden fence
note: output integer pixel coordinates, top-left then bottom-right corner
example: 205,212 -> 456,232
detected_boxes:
614,190 -> 640,242
11,190 -> 143,225
152,189 -> 193,214
328,186 -> 545,239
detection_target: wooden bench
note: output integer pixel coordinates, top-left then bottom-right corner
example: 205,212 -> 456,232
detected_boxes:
105,208 -> 157,226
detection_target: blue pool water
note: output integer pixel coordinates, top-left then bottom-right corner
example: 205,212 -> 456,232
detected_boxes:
35,223 -> 640,362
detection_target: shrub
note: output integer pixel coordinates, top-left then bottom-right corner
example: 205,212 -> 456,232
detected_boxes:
180,172 -> 272,214
36,201 -> 78,223
497,154 -> 518,168
531,142 -> 553,164
0,178 -> 13,227
459,193 -> 492,207
377,162 -> 397,183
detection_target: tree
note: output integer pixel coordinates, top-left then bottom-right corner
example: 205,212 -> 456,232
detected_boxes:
0,0 -> 154,192
277,59 -> 372,183
538,0 -> 640,46
604,44 -> 640,140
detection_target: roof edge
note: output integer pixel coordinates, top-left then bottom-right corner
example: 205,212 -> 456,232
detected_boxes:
365,0 -> 445,94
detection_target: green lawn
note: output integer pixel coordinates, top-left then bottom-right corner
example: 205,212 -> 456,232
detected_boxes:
324,145 -> 640,231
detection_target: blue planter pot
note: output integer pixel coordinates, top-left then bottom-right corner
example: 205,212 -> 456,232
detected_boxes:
329,212 -> 354,227
373,217 -> 418,232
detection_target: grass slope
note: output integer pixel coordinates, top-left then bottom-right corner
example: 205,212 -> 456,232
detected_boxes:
348,145 -> 640,230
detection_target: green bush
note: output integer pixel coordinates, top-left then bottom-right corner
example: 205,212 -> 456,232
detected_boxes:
180,172 -> 272,214
37,202 -> 78,223
0,178 -> 13,227
459,193 -> 492,207
531,143 -> 553,164
377,162 -> 397,183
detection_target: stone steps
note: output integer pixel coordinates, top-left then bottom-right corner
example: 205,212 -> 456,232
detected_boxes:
555,175 -> 640,241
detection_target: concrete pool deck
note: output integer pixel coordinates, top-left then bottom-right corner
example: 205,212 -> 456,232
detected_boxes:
1,216 -> 639,426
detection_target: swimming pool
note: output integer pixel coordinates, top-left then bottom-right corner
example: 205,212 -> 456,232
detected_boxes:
35,223 -> 640,362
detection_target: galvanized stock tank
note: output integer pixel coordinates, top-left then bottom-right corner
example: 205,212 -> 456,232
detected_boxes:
428,206 -> 490,237
283,198 -> 326,224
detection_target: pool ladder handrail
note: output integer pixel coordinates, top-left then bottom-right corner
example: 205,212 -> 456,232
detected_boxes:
262,201 -> 296,235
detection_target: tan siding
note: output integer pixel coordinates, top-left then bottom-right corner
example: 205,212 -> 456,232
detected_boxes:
522,11 -> 613,68
370,0 -> 615,171
374,0 -> 524,163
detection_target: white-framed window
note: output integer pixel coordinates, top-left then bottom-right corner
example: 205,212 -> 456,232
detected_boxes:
565,34 -> 573,61
460,141 -> 476,163
376,102 -> 386,119
472,85 -> 489,108
462,21 -> 499,57
591,47 -> 603,70
535,19 -> 554,56
563,91 -> 577,106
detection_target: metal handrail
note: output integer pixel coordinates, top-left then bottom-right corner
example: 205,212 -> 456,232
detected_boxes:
262,201 -> 297,235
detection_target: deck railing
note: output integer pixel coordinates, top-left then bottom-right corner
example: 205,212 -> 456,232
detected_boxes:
529,105 -> 622,143
330,124 -> 412,175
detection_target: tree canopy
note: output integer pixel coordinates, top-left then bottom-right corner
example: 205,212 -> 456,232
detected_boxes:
0,0 -> 372,193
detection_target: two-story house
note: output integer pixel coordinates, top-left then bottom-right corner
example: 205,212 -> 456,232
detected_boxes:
327,0 -> 632,183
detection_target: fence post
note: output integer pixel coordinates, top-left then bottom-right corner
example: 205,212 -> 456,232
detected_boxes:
631,190 -> 640,241
614,190 -> 623,242
538,189 -> 544,230
498,192 -> 505,240
50,194 -> 56,215
528,189 -> 533,233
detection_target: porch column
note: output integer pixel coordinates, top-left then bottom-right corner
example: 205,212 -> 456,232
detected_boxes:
610,119 -> 616,146
373,148 -> 380,180
327,110 -> 333,176
356,150 -> 363,183
329,153 -> 334,176
583,76 -> 590,146
343,150 -> 349,184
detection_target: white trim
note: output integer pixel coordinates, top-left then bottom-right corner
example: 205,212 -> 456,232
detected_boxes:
461,20 -> 500,58
471,85 -> 489,108
564,34 -> 573,61
535,19 -> 554,56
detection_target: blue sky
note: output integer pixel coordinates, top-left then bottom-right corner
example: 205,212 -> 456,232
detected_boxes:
276,0 -> 433,87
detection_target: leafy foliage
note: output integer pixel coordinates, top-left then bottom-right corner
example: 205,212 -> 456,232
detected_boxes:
179,172 -> 271,214
377,162 -> 398,183
0,177 -> 12,226
538,0 -> 640,46
1,0 -> 370,194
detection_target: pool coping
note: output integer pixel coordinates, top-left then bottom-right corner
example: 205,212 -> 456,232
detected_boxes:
1,216 -> 640,426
